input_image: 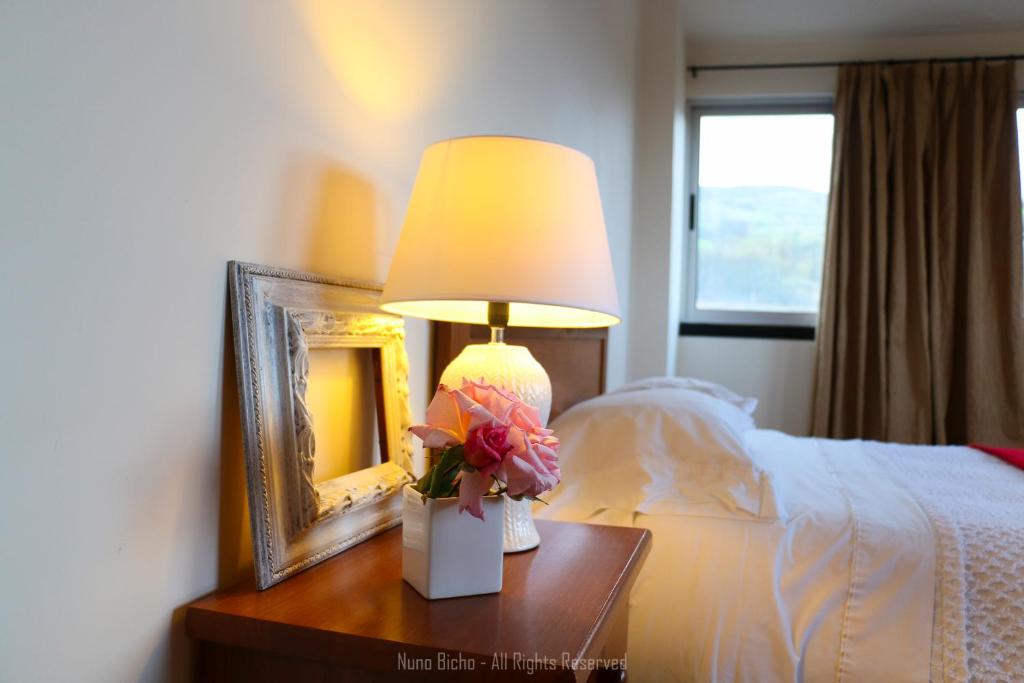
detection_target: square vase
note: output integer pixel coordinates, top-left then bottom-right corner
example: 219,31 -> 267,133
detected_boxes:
401,484 -> 505,599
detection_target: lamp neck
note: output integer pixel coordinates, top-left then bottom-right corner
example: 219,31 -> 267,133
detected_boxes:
487,301 -> 509,345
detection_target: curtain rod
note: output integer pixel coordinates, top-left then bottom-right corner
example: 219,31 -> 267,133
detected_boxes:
689,54 -> 1024,77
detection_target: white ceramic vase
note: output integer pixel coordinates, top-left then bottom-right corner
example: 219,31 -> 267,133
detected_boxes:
439,342 -> 551,553
401,485 -> 505,600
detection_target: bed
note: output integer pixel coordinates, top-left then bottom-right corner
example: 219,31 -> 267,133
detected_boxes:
535,387 -> 1024,683
432,325 -> 1024,682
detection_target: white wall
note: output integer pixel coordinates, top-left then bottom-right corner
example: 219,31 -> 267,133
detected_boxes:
676,29 -> 1024,434
678,337 -> 818,434
626,0 -> 687,380
0,2 -> 640,680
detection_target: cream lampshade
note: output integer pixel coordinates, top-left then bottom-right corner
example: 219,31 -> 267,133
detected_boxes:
382,135 -> 620,552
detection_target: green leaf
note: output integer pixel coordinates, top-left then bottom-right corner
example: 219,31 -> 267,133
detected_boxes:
413,470 -> 433,494
426,445 -> 465,499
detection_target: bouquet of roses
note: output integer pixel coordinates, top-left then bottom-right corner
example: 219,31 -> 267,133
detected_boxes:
409,379 -> 561,520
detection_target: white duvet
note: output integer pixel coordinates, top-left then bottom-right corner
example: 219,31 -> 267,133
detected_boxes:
538,430 -> 1024,682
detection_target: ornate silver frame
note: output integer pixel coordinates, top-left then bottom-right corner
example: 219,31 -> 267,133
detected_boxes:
229,261 -> 414,589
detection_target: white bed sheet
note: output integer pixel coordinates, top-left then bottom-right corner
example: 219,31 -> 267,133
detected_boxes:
537,430 -> 943,682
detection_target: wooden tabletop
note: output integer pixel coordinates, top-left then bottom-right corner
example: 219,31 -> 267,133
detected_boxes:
187,519 -> 651,681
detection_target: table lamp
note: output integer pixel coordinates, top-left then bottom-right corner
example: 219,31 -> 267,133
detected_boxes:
381,135 -> 620,552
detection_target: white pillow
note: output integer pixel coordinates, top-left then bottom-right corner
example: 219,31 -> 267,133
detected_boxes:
609,376 -> 759,417
539,388 -> 782,521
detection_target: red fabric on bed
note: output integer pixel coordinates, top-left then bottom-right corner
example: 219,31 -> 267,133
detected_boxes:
970,444 -> 1024,471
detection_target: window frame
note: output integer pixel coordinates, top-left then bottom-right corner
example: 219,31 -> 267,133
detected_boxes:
1016,97 -> 1024,318
683,99 -> 835,336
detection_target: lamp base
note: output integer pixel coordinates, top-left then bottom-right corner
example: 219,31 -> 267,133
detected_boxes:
439,342 -> 551,553
503,497 -> 541,552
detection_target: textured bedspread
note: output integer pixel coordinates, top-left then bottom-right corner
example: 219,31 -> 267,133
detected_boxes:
868,443 -> 1024,683
539,430 -> 1024,682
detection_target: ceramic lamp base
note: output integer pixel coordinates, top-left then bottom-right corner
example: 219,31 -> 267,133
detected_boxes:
503,497 -> 541,552
439,342 -> 551,553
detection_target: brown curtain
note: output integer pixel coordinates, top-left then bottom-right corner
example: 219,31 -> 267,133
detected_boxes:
812,61 -> 1024,446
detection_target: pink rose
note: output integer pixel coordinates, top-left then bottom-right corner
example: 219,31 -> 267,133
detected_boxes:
409,384 -> 502,448
457,379 -> 560,496
461,378 -> 543,431
464,424 -> 511,477
500,427 -> 561,498
455,469 -> 493,520
410,379 -> 562,521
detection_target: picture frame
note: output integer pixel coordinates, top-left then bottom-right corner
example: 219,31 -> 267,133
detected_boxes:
228,261 -> 415,589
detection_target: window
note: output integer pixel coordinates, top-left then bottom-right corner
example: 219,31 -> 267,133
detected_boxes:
684,104 -> 835,336
1018,105 -> 1023,314
1018,106 -> 1023,209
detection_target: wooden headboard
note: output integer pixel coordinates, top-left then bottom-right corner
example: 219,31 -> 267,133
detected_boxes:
430,322 -> 608,422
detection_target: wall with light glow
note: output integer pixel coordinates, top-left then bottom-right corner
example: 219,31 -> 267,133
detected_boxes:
0,2 -> 642,680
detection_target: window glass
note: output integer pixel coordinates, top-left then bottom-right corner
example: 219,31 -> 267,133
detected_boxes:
1018,108 -> 1023,205
694,113 -> 834,315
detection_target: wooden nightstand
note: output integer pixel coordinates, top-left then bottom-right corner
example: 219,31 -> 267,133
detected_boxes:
186,519 -> 651,682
